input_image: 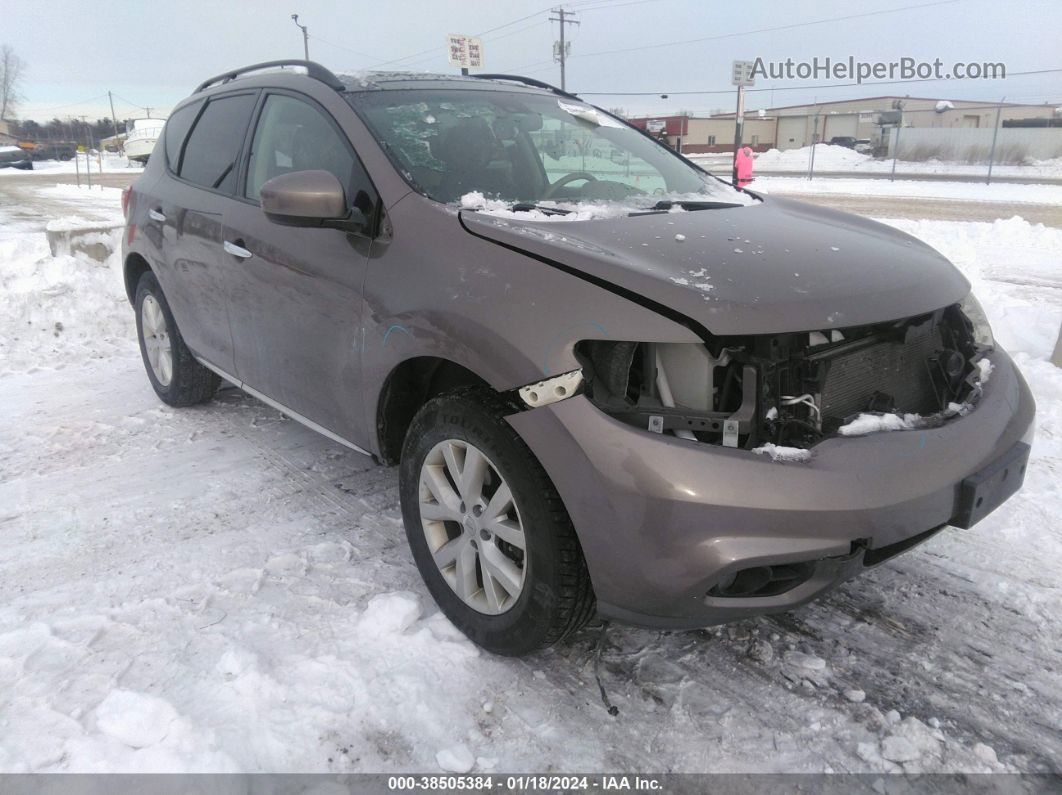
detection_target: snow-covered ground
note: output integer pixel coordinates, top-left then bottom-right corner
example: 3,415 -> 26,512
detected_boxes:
0,153 -> 144,177
691,144 -> 1062,180
754,176 -> 1062,205
1,183 -> 1060,773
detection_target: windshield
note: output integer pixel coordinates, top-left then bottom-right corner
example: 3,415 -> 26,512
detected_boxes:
347,88 -> 755,210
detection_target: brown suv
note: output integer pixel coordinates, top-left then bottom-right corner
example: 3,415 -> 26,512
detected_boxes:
121,61 -> 1034,655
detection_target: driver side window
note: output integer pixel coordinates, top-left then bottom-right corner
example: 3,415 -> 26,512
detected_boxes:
245,94 -> 362,206
533,116 -> 667,195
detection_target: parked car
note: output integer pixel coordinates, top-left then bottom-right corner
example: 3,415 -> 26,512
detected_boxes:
122,61 -> 1034,655
30,142 -> 76,161
0,145 -> 34,169
854,138 -> 874,154
828,136 -> 860,149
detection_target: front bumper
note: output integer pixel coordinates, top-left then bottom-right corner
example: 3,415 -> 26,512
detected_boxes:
506,349 -> 1035,628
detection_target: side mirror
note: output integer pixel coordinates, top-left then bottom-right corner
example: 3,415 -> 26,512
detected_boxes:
260,170 -> 368,234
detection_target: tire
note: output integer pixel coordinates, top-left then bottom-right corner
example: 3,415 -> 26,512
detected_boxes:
399,387 -> 595,656
134,271 -> 219,407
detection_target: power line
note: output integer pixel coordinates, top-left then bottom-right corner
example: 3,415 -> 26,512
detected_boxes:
371,4 -> 557,68
370,0 -> 610,70
385,20 -> 550,72
566,0 -> 966,62
21,94 -> 109,114
308,34 -> 383,63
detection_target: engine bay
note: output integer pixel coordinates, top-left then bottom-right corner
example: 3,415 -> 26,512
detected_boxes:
576,303 -> 988,450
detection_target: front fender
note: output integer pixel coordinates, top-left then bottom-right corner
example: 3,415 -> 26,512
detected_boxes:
358,194 -> 700,453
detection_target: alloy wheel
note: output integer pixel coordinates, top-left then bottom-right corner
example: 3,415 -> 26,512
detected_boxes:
418,439 -> 527,614
141,294 -> 173,386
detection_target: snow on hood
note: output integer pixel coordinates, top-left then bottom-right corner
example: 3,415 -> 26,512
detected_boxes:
459,191 -> 641,221
460,195 -> 971,335
458,186 -> 757,222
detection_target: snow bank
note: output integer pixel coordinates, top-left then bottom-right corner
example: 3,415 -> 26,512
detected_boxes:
0,153 -> 144,177
756,144 -> 871,171
692,147 -> 1062,178
0,229 -> 133,375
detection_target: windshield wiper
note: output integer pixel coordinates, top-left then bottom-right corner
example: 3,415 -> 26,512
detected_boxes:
643,199 -> 744,212
509,202 -> 572,215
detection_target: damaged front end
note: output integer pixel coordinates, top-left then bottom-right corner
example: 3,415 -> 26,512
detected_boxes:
576,299 -> 992,452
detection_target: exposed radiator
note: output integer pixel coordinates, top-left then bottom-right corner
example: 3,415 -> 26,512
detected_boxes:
818,324 -> 944,428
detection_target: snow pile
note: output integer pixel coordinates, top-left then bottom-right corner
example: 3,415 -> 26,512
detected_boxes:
751,443 -> 812,462
0,228 -> 133,374
693,149 -> 1062,178
755,144 -> 871,171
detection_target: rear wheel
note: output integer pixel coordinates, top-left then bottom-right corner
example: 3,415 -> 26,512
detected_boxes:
134,271 -> 219,407
399,388 -> 595,656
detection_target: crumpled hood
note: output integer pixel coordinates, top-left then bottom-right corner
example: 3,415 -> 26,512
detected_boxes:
459,196 -> 970,335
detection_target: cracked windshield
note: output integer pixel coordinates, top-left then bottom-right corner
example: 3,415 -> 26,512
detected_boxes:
350,89 -> 754,212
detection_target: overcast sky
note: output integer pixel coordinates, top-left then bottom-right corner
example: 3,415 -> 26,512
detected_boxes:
7,0 -> 1060,122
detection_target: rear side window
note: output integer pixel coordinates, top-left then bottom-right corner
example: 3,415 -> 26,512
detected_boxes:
179,93 -> 257,193
163,100 -> 202,170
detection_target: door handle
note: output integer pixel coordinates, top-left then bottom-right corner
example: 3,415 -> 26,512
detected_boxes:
148,208 -> 166,222
223,240 -> 253,259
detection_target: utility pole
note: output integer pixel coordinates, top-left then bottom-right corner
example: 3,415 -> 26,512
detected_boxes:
107,91 -> 121,152
732,83 -> 746,185
549,7 -> 579,91
730,60 -> 754,186
986,96 -> 1005,185
79,114 -> 92,189
292,13 -> 309,60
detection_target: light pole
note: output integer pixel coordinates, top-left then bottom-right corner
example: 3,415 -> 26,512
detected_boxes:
291,14 -> 309,60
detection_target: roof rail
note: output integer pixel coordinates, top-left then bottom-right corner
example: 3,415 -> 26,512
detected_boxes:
471,73 -> 580,100
194,60 -> 345,93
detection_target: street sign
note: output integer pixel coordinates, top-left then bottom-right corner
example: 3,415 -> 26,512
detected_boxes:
447,34 -> 484,69
732,59 -> 755,87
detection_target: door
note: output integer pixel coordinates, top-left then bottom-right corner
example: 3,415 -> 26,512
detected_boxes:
222,91 -> 378,446
777,116 -> 806,150
152,92 -> 258,374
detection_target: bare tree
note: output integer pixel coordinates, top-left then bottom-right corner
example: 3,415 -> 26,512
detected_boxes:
1,44 -> 25,121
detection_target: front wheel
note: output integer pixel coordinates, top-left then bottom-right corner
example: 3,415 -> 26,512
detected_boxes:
399,388 -> 595,656
134,271 -> 219,407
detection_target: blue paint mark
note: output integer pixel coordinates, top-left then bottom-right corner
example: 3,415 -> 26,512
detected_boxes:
919,433 -> 927,450
382,324 -> 412,347
541,321 -> 611,375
